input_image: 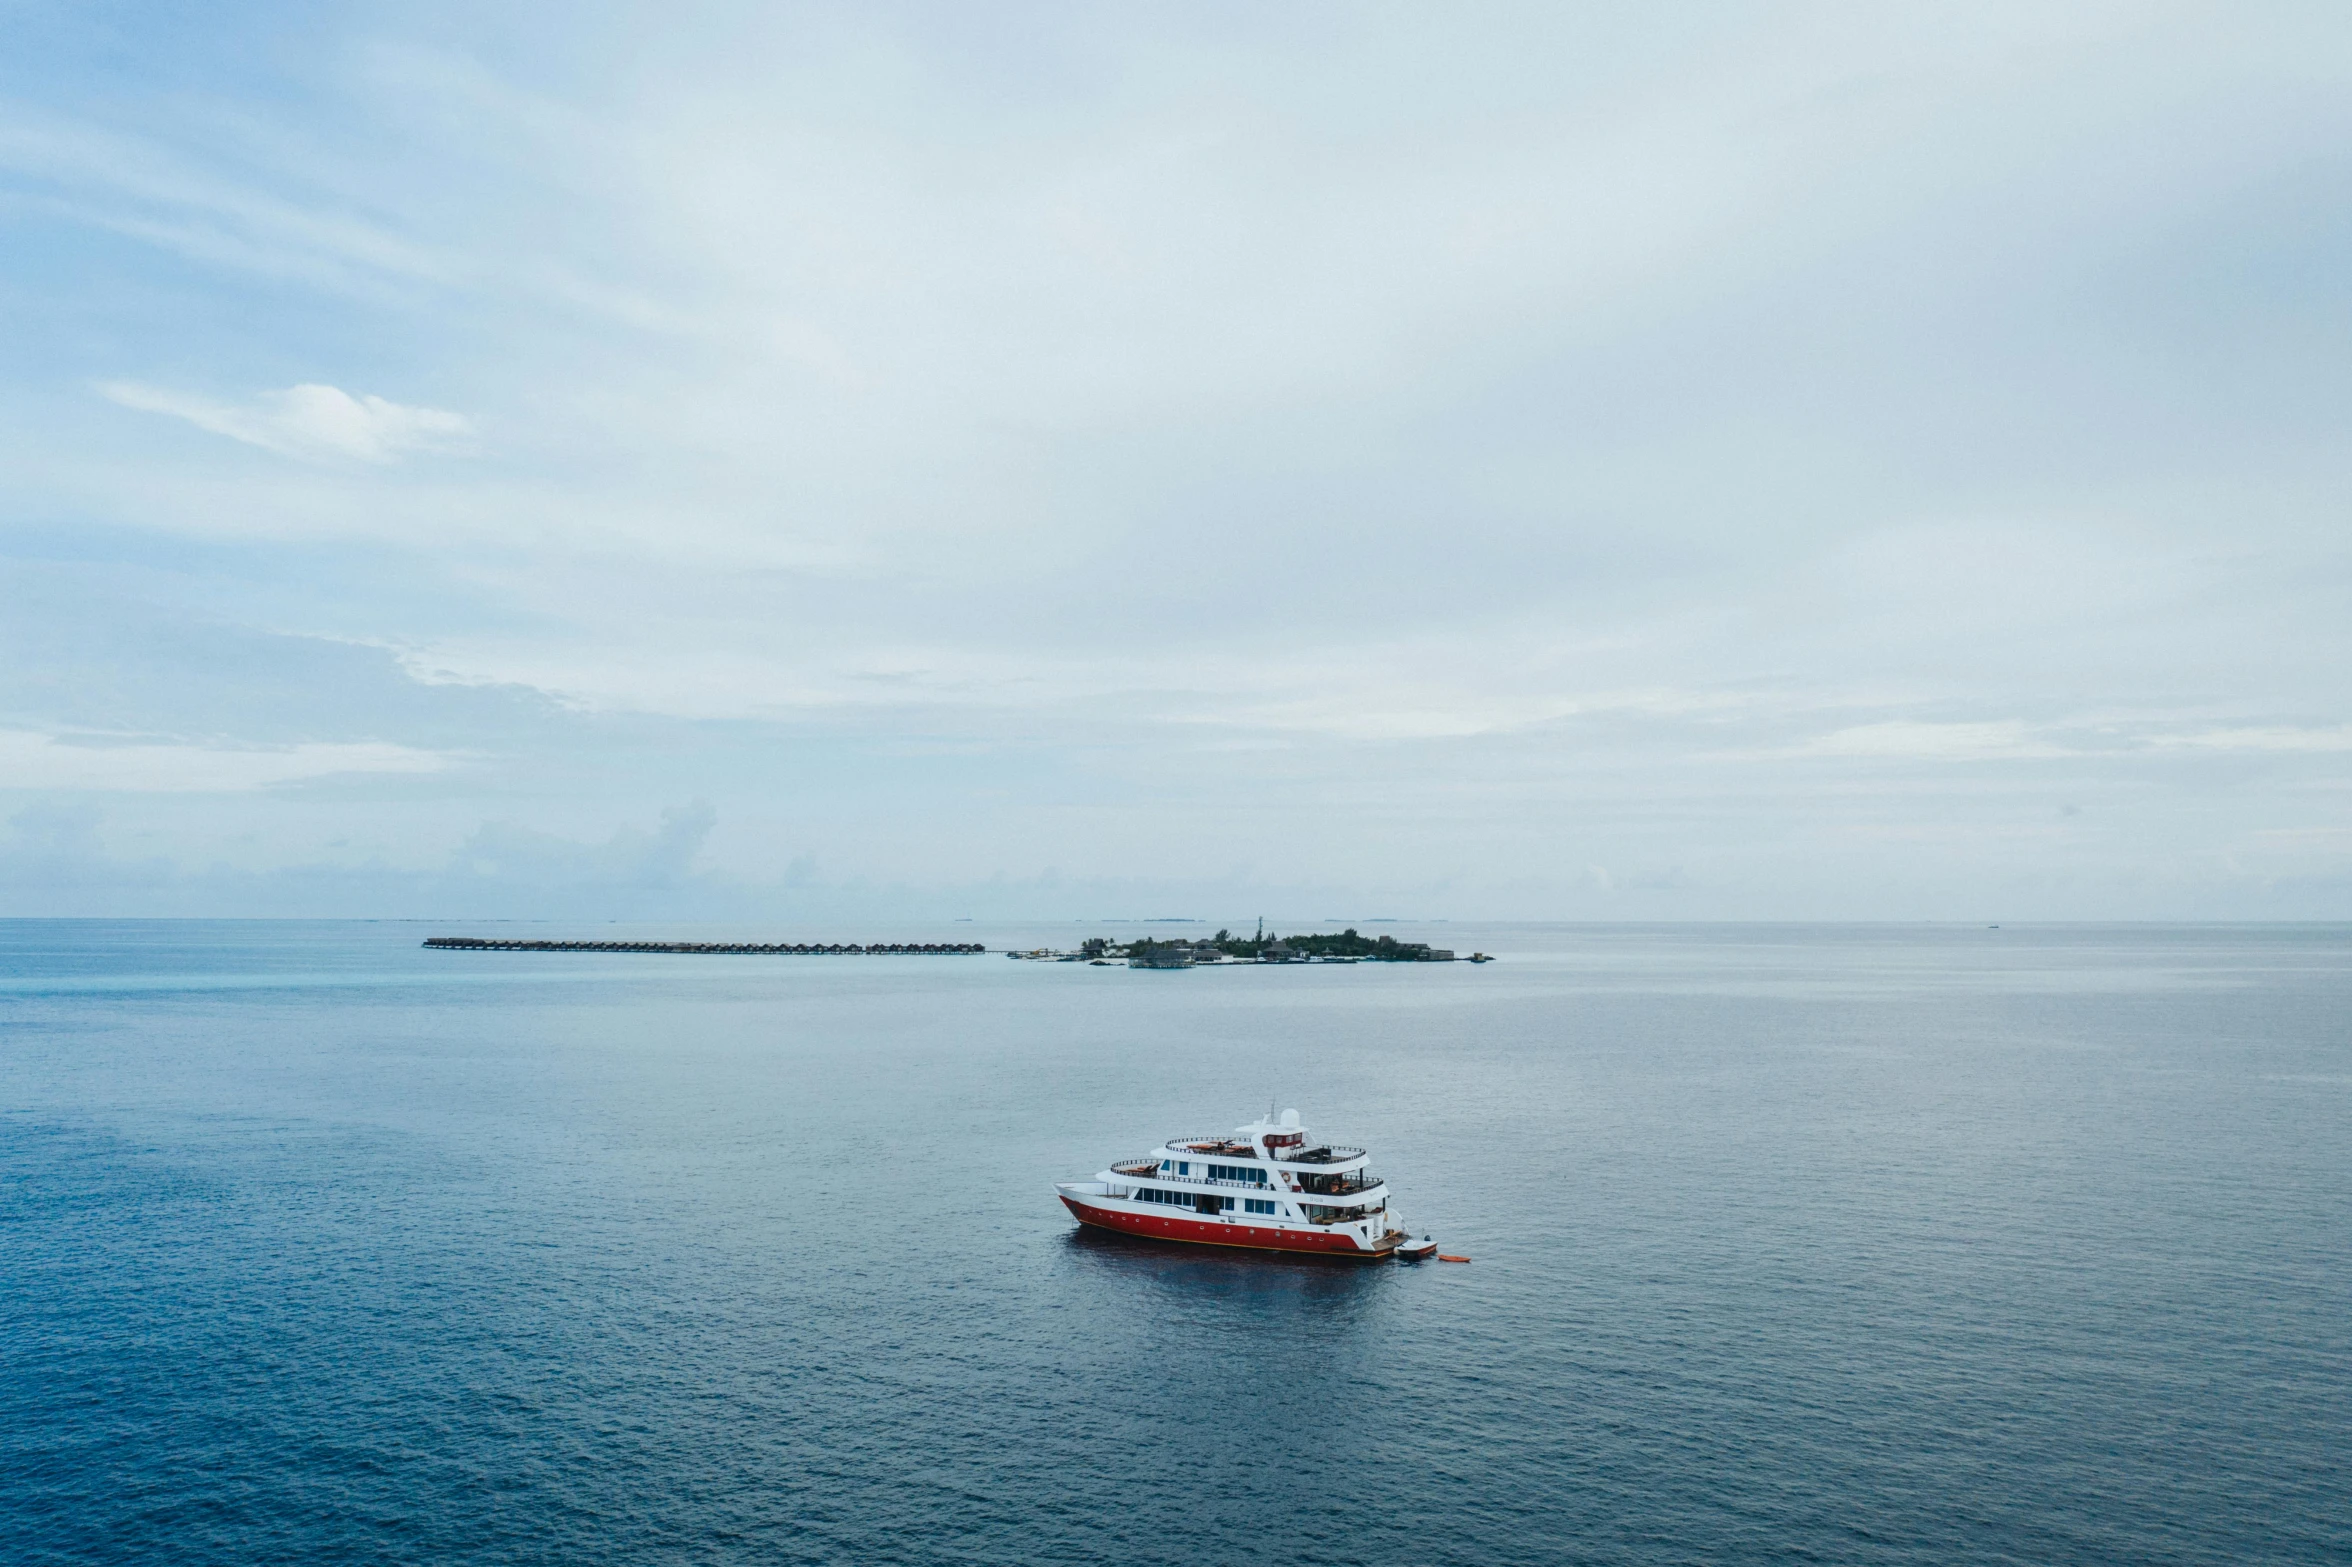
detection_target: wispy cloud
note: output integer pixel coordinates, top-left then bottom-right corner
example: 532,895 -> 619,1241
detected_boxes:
1792,721 -> 2352,763
0,729 -> 454,791
1798,722 -> 2073,762
2154,726 -> 2352,754
0,108 -> 461,295
97,381 -> 471,463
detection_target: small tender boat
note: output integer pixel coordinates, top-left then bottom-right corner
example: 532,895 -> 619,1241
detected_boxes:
1057,1109 -> 1427,1259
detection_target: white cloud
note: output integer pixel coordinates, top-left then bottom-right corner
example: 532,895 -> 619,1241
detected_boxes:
1785,720 -> 2352,764
0,730 -> 453,792
1798,722 -> 2071,761
97,381 -> 471,462
2156,726 -> 2352,754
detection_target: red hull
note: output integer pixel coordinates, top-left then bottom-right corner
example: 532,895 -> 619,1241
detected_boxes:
1062,1196 -> 1388,1259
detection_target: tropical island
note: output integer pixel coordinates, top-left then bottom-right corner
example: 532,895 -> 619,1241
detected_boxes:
1005,927 -> 1489,966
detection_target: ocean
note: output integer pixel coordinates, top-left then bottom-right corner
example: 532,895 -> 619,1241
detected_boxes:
2,920 -> 2346,1565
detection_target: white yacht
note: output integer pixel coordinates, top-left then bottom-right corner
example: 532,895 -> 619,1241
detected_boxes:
1057,1110 -> 1436,1260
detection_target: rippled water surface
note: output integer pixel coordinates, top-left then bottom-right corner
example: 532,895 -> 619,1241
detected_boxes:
3,921 -> 2347,1565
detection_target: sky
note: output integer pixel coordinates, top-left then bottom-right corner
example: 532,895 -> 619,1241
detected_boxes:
2,0 -> 2349,921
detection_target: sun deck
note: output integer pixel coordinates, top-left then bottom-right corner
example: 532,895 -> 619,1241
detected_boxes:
1167,1137 -> 1366,1165
1294,1171 -> 1384,1196
1283,1144 -> 1367,1166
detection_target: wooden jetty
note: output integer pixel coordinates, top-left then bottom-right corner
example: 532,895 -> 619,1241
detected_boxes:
422,937 -> 985,955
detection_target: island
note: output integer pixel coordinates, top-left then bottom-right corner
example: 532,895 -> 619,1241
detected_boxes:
1005,927 -> 1489,967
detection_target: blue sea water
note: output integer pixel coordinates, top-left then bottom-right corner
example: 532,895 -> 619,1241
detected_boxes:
2,920 -> 2347,1565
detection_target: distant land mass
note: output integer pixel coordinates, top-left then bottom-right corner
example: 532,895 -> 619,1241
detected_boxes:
1129,927 -> 1455,962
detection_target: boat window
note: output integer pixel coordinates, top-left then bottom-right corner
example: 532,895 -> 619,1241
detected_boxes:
1244,1198 -> 1276,1215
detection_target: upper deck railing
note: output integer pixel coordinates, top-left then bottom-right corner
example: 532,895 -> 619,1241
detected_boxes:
1295,1171 -> 1383,1196
1169,1136 -> 1255,1156
1165,1138 -> 1367,1163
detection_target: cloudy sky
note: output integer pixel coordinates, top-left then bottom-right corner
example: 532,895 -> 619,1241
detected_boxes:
3,1 -> 2348,919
